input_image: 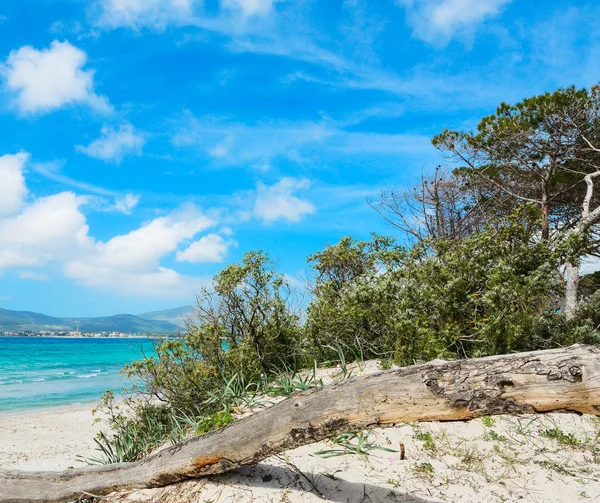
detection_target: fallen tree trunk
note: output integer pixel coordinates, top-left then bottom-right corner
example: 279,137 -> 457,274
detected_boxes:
2,344 -> 600,503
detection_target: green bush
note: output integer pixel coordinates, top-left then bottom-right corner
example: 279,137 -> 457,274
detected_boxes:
94,215 -> 599,466
92,251 -> 306,463
306,235 -> 402,363
193,411 -> 234,435
306,209 -> 597,365
123,250 -> 304,415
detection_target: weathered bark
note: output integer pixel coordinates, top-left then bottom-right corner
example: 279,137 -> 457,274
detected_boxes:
2,345 -> 600,503
565,261 -> 580,318
541,191 -> 550,241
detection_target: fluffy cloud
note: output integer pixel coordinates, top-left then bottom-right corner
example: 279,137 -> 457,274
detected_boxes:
254,178 -> 315,223
68,207 -> 214,272
3,40 -> 111,114
112,193 -> 140,214
96,0 -> 196,29
0,191 -> 91,269
176,233 -> 235,263
0,152 -> 29,216
399,0 -> 512,44
75,123 -> 146,164
76,123 -> 146,163
0,152 -> 217,296
64,207 -> 216,295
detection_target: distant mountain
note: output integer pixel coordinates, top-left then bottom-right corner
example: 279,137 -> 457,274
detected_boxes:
0,308 -> 70,331
138,305 -> 195,328
67,314 -> 180,333
0,308 -> 180,333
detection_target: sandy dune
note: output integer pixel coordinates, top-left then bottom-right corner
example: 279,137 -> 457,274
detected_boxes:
1,364 -> 599,502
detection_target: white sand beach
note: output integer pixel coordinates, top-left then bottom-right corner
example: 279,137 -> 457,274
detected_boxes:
0,404 -> 104,471
2,364 -> 600,502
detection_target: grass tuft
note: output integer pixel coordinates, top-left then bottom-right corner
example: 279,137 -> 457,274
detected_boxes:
541,427 -> 581,447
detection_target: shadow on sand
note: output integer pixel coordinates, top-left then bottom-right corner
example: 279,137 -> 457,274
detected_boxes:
101,461 -> 441,502
226,462 -> 440,502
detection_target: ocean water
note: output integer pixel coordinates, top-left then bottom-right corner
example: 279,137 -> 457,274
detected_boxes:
0,337 -> 154,412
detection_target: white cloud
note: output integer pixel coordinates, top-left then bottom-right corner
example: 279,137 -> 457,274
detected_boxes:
112,193 -> 140,214
3,40 -> 111,114
0,191 -> 91,269
0,192 -> 88,247
0,151 -> 215,297
399,0 -> 512,44
96,0 -> 197,29
68,207 -> 214,273
0,152 -> 29,216
221,0 -> 277,17
254,178 -> 315,223
0,155 -> 91,271
172,113 -> 434,168
64,206 -> 216,295
176,233 -> 235,263
19,271 -> 49,281
76,123 -> 146,163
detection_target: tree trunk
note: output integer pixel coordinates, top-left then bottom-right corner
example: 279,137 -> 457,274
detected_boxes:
565,262 -> 580,319
541,196 -> 550,241
562,164 -> 600,315
2,345 -> 600,503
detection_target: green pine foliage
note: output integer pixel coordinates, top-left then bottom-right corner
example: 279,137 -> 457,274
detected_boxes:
306,207 -> 598,366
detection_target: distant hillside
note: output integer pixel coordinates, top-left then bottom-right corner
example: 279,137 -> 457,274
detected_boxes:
0,308 -> 180,333
138,305 -> 195,328
66,314 -> 179,333
0,308 -> 71,331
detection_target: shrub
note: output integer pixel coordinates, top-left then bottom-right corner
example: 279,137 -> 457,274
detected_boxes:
306,209 -> 597,365
123,251 -> 305,415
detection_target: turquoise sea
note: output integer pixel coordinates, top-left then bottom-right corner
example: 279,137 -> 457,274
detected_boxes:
0,337 -> 154,412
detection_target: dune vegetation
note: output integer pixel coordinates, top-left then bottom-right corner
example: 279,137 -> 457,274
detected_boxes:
91,84 -> 600,466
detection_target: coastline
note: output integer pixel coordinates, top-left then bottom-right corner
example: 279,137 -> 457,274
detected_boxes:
1,399 -> 100,417
0,335 -> 158,339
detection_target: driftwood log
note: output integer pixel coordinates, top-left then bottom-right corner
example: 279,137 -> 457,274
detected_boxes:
2,344 -> 600,503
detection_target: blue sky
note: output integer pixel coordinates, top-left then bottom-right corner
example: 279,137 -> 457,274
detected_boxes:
0,0 -> 598,317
